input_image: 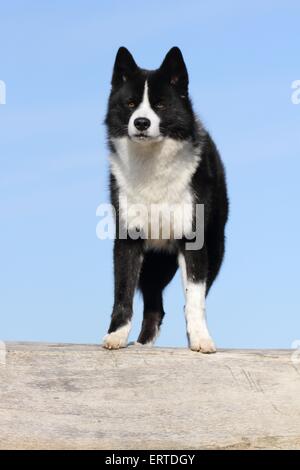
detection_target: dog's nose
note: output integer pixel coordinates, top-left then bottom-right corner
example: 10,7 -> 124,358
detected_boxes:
134,117 -> 151,131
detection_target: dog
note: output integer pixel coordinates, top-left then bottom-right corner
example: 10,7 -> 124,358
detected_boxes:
103,47 -> 228,352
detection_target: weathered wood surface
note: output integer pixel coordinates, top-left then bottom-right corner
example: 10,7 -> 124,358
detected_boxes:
0,342 -> 300,450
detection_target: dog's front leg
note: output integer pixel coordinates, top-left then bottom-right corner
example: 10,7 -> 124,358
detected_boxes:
178,246 -> 216,353
103,238 -> 143,349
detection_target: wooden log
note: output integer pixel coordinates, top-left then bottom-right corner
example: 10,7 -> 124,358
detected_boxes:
0,342 -> 300,449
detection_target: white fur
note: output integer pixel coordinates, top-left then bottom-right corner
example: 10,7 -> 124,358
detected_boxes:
178,254 -> 216,353
102,321 -> 131,349
128,81 -> 161,140
178,253 -> 187,291
110,137 -> 201,249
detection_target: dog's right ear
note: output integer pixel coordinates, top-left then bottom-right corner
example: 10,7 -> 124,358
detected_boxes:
111,47 -> 138,88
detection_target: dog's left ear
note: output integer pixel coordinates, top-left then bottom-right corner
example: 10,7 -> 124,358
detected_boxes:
159,47 -> 188,92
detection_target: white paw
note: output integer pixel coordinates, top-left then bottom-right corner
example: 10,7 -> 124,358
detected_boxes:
189,334 -> 216,353
102,323 -> 130,350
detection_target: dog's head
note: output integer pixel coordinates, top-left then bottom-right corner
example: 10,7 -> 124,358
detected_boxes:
105,47 -> 195,144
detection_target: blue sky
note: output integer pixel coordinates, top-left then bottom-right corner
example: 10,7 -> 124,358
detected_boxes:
0,0 -> 299,348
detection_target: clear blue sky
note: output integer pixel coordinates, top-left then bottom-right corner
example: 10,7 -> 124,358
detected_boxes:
1,0 -> 299,348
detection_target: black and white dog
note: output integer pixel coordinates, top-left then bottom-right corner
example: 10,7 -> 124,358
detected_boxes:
103,47 -> 228,352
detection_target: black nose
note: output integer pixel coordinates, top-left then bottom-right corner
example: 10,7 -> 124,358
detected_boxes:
134,117 -> 151,131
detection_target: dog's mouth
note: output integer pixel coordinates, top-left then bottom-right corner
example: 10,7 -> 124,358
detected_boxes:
132,133 -> 150,141
130,133 -> 162,143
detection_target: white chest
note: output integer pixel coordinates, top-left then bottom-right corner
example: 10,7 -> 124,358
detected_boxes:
110,137 -> 201,247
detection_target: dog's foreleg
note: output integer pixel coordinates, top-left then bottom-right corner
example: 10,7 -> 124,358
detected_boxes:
178,249 -> 216,353
103,238 -> 143,349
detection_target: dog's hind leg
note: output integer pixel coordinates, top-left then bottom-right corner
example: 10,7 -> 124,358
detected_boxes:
137,251 -> 178,345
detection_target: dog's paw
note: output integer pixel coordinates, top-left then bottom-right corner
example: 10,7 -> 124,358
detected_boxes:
189,335 -> 216,354
102,324 -> 131,350
102,331 -> 128,350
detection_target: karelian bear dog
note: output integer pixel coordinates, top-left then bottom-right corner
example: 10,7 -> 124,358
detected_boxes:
103,47 -> 228,353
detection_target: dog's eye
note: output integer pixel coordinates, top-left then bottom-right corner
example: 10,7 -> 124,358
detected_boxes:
127,101 -> 136,109
154,102 -> 165,110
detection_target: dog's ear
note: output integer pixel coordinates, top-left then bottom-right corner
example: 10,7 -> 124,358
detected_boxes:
159,47 -> 188,93
111,47 -> 138,88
